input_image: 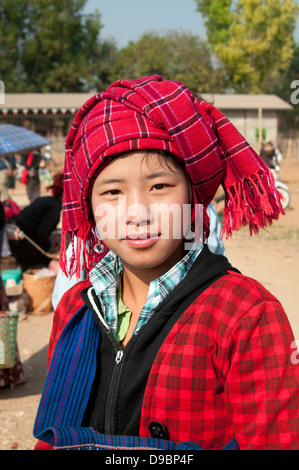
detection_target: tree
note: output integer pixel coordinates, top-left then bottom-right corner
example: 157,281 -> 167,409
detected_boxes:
0,0 -> 29,91
194,0 -> 299,93
114,31 -> 226,93
0,0 -> 109,92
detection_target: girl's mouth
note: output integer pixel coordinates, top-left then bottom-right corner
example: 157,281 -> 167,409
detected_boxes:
124,233 -> 159,248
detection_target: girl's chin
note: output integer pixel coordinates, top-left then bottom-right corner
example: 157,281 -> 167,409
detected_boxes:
115,245 -> 186,273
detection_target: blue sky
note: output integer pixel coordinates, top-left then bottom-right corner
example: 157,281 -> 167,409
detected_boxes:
84,0 -> 299,48
84,0 -> 206,47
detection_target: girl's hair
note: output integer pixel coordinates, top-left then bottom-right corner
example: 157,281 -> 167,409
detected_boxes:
111,149 -> 186,174
100,149 -> 193,203
145,149 -> 186,172
91,149 -> 189,195
141,149 -> 193,203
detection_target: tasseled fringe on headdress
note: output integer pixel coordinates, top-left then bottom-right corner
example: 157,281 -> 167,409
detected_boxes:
60,225 -> 108,279
221,170 -> 284,238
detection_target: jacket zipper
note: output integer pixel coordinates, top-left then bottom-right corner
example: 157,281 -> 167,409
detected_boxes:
105,346 -> 124,434
86,287 -> 126,434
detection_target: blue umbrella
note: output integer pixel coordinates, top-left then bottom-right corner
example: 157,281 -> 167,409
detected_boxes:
0,124 -> 51,157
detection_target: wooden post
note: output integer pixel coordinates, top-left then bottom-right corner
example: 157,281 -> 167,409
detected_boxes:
258,106 -> 263,150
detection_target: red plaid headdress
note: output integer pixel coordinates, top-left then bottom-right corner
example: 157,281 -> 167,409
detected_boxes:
61,75 -> 284,277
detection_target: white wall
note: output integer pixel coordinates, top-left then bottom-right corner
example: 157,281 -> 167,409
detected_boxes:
222,109 -> 278,152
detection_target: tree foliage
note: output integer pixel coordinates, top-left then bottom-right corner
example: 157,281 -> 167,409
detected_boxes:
194,0 -> 299,93
0,0 -> 112,92
0,0 -> 28,91
114,31 -> 226,93
1,0 -> 298,98
0,0 -> 227,95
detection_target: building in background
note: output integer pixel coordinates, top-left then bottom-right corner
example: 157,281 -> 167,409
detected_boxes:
0,92 -> 293,161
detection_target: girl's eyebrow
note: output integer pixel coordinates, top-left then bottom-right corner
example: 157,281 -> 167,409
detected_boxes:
96,177 -> 125,186
96,171 -> 174,186
145,171 -> 174,179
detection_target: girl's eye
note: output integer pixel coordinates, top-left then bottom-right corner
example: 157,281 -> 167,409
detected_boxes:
151,183 -> 169,191
103,189 -> 122,196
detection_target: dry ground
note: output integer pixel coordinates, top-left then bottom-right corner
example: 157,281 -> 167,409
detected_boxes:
0,161 -> 298,450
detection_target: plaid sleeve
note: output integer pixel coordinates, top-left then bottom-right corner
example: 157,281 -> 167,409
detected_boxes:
47,279 -> 91,367
224,296 -> 299,450
140,271 -> 299,450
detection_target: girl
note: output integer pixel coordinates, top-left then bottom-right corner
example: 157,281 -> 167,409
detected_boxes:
34,76 -> 299,450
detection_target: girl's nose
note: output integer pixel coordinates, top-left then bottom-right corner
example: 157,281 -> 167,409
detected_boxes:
126,202 -> 151,226
125,192 -> 153,226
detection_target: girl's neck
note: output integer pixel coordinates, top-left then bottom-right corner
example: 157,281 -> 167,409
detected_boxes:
121,267 -> 150,315
121,243 -> 188,308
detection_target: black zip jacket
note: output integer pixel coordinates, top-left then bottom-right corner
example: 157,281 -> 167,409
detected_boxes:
81,246 -> 238,437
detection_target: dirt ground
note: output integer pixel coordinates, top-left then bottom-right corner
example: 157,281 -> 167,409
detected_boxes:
0,161 -> 299,451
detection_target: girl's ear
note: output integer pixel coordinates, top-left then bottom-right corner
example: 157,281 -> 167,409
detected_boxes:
187,177 -> 193,205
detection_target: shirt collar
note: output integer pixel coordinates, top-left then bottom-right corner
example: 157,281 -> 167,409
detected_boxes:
90,243 -> 203,336
90,251 -> 123,299
90,242 -> 202,300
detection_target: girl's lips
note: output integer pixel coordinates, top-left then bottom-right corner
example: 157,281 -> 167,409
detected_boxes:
123,234 -> 159,248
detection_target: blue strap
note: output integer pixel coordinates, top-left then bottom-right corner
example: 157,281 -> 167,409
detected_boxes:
47,427 -> 204,450
33,305 -> 239,450
33,306 -> 100,445
44,426 -> 238,450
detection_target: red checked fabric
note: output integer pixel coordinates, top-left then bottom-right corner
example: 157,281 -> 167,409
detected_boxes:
46,272 -> 299,450
139,270 -> 299,450
61,76 -> 283,278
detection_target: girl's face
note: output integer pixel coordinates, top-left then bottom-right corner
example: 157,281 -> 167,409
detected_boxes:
91,151 -> 191,277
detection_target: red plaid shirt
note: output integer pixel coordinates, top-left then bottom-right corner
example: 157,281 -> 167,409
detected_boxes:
46,271 -> 299,450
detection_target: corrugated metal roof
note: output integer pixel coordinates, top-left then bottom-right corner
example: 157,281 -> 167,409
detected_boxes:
0,92 -> 292,112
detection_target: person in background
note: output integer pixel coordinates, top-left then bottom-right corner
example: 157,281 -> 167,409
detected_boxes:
8,172 -> 63,270
0,200 -> 26,388
0,155 -> 16,201
7,155 -> 17,197
21,149 -> 42,202
260,141 -> 283,170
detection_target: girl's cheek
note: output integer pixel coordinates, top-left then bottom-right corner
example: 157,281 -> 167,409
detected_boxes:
93,202 -> 118,240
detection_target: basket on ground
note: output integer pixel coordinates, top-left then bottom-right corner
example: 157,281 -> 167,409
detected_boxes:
23,269 -> 56,313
